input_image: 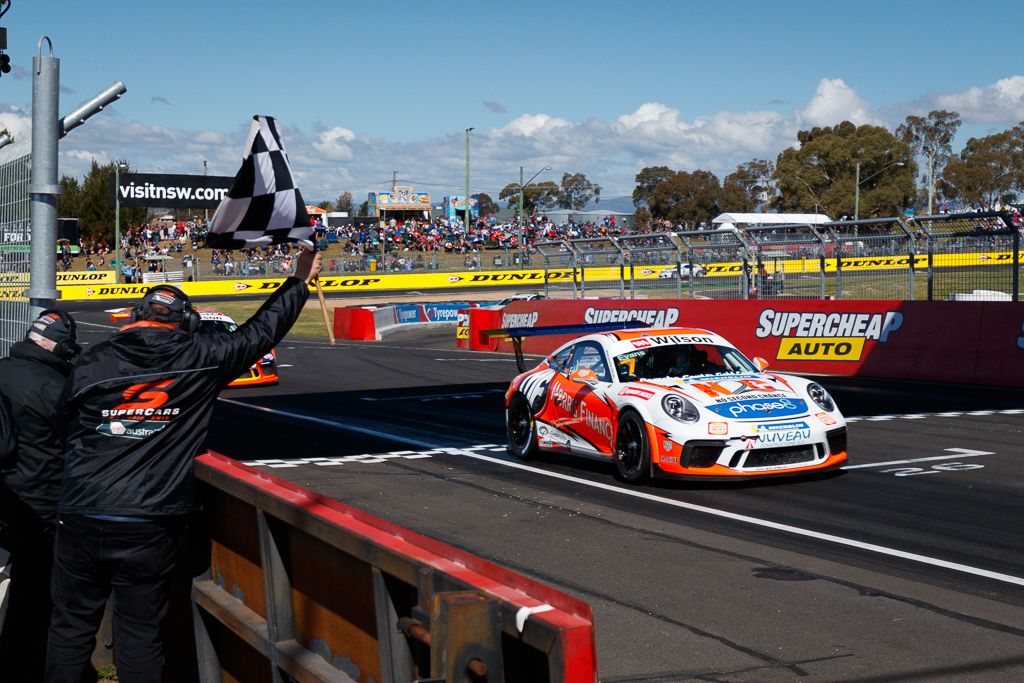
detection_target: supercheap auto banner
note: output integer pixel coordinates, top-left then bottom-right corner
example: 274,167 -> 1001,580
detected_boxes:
491,298 -> 1024,388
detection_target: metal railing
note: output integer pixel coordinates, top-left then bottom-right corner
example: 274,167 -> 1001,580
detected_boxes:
0,149 -> 33,358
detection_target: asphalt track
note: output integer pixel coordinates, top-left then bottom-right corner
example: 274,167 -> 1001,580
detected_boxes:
69,308 -> 1024,682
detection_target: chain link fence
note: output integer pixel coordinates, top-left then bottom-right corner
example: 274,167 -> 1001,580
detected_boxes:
533,212 -> 1021,302
0,147 -> 32,358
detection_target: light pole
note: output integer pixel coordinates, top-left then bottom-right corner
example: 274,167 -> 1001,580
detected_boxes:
114,162 -> 128,283
464,127 -> 474,232
854,160 -> 906,221
518,165 -> 550,263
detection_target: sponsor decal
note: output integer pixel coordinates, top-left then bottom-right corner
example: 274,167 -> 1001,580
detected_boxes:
448,275 -> 462,283
584,307 -> 680,327
97,420 -> 170,440
753,421 -> 812,444
631,338 -> 652,349
815,412 -> 837,426
98,379 -> 179,439
233,283 -> 250,291
619,386 -> 655,400
691,378 -> 778,398
150,291 -> 177,306
707,398 -> 807,419
551,382 -> 614,442
708,422 -> 728,435
501,311 -> 540,328
661,456 -> 678,464
755,309 -> 903,362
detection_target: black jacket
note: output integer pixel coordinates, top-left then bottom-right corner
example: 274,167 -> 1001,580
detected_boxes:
59,277 -> 309,517
0,340 -> 74,519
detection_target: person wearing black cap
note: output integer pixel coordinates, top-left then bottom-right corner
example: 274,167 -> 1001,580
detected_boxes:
0,309 -> 81,680
46,248 -> 321,682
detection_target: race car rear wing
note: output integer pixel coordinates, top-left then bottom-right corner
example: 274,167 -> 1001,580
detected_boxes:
483,320 -> 650,372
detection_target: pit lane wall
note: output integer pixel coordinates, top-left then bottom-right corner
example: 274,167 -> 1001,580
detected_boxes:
193,452 -> 598,682
334,303 -> 469,341
482,299 -> 1024,388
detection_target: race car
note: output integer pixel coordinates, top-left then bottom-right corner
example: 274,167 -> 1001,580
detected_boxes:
108,308 -> 278,387
504,326 -> 847,482
658,263 -> 706,279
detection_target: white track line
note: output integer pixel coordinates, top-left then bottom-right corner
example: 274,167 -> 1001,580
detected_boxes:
842,448 -> 994,470
222,399 -> 1024,588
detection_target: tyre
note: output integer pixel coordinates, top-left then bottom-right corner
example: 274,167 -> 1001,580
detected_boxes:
614,411 -> 650,483
506,393 -> 539,460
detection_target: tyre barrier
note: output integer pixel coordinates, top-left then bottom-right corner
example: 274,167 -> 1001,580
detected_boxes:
193,452 -> 598,682
471,298 -> 1024,387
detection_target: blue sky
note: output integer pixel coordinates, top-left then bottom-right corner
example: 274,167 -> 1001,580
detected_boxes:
1,0 -> 1021,204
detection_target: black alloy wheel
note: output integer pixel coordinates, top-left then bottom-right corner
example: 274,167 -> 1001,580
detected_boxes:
615,412 -> 650,483
506,393 -> 538,460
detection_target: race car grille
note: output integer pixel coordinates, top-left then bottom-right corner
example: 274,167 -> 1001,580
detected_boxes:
681,442 -> 725,468
744,445 -> 818,468
826,427 -> 847,455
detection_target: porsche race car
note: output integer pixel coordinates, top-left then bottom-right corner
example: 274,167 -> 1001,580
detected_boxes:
504,326 -> 847,482
108,308 -> 279,387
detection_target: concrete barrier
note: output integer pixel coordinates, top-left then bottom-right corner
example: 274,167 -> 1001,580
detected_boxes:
473,298 -> 1024,387
334,303 -> 475,341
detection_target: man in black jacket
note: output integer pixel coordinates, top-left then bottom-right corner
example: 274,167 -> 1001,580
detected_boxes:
0,309 -> 81,680
46,249 -> 320,682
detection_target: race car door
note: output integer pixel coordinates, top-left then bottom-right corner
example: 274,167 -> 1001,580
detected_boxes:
549,341 -> 617,456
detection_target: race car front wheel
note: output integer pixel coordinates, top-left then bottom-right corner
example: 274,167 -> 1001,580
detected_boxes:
507,393 -> 539,460
615,412 -> 650,483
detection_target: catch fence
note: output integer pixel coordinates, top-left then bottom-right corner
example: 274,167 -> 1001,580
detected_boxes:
534,211 -> 1021,302
0,147 -> 33,358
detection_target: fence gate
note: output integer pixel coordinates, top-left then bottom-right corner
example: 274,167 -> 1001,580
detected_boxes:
617,233 -> 681,299
742,224 -> 827,300
674,229 -> 750,300
535,240 -> 579,298
0,148 -> 32,358
570,237 -> 625,299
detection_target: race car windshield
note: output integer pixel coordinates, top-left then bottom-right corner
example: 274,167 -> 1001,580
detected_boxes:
614,344 -> 757,380
198,320 -> 238,335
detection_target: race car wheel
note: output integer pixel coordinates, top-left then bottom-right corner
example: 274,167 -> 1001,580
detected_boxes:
506,393 -> 538,460
615,411 -> 650,483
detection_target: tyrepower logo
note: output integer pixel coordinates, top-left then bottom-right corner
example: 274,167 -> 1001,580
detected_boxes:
584,307 -> 680,327
755,309 -> 903,362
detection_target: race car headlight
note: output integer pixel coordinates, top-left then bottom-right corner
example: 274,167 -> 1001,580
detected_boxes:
807,383 -> 835,412
662,394 -> 699,423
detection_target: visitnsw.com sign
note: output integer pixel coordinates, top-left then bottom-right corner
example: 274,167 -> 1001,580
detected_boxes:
110,173 -> 235,209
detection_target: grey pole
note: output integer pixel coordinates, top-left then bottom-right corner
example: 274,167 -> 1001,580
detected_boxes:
27,37 -> 62,318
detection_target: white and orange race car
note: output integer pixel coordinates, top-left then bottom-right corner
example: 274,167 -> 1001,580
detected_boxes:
108,308 -> 279,387
502,325 -> 847,482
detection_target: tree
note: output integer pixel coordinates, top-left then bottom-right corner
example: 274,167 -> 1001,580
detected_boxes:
940,127 -> 1022,209
556,172 -> 601,210
70,160 -> 147,246
498,180 -> 559,214
335,191 -> 354,214
475,192 -> 499,217
632,166 -> 674,209
647,170 -> 723,227
772,121 -> 916,218
725,159 -> 775,209
897,110 -> 961,214
59,175 -> 82,223
317,200 -> 334,211
357,200 -> 370,217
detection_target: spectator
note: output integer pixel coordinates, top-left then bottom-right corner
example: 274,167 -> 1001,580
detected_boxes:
46,249 -> 322,680
0,310 -> 81,680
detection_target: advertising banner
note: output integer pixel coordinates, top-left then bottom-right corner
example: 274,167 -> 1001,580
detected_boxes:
490,299 -> 1024,387
111,173 -> 234,209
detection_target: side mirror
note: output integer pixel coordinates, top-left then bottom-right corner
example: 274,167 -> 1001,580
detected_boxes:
753,356 -> 770,371
569,368 -> 600,385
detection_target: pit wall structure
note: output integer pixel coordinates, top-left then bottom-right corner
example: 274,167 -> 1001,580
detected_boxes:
469,299 -> 1024,388
334,303 -> 475,341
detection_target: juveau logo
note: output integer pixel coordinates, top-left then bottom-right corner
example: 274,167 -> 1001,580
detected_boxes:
755,309 -> 904,361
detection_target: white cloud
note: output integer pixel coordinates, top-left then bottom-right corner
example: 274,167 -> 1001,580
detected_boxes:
927,75 -> 1024,124
495,114 -> 570,137
312,126 -> 356,161
796,78 -> 878,127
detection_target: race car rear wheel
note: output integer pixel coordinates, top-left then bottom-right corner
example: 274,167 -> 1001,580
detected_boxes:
506,393 -> 538,460
615,411 -> 650,483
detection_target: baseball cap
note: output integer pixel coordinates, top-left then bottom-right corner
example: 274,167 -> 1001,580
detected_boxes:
139,285 -> 191,321
26,309 -> 80,358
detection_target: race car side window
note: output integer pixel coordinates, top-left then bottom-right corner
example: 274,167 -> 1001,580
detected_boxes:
549,345 -> 574,373
567,342 -> 611,382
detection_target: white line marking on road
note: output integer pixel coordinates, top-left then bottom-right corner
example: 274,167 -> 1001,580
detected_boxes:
841,448 -> 995,470
220,400 -> 1024,588
433,358 -> 518,362
278,364 -> 294,368
359,389 -> 504,402
76,321 -> 119,330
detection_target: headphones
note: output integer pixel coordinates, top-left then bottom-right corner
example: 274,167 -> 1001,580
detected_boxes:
32,308 -> 82,362
130,285 -> 200,334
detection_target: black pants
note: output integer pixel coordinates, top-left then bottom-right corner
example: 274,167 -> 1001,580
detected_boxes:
0,485 -> 56,682
46,514 -> 182,683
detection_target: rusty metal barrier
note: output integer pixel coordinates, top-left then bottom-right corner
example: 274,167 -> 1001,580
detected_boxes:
192,451 -> 598,683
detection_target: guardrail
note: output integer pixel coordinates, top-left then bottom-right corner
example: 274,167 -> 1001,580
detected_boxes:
193,452 -> 598,682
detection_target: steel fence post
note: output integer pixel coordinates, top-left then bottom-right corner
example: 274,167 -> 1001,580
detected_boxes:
27,37 -> 61,318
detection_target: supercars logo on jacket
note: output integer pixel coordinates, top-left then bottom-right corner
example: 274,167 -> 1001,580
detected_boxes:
755,309 -> 903,361
97,379 -> 179,439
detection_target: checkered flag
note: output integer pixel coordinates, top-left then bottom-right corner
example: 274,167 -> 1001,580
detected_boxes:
206,115 -> 314,249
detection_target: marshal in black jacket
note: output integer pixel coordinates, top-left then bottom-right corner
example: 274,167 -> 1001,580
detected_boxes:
0,340 -> 74,521
58,277 -> 309,518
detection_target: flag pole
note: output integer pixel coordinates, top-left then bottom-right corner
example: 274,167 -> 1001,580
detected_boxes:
313,276 -> 335,345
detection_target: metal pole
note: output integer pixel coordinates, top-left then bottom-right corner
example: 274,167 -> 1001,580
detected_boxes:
518,166 -> 524,266
854,161 -> 860,222
27,37 -> 61,317
465,127 -> 473,233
